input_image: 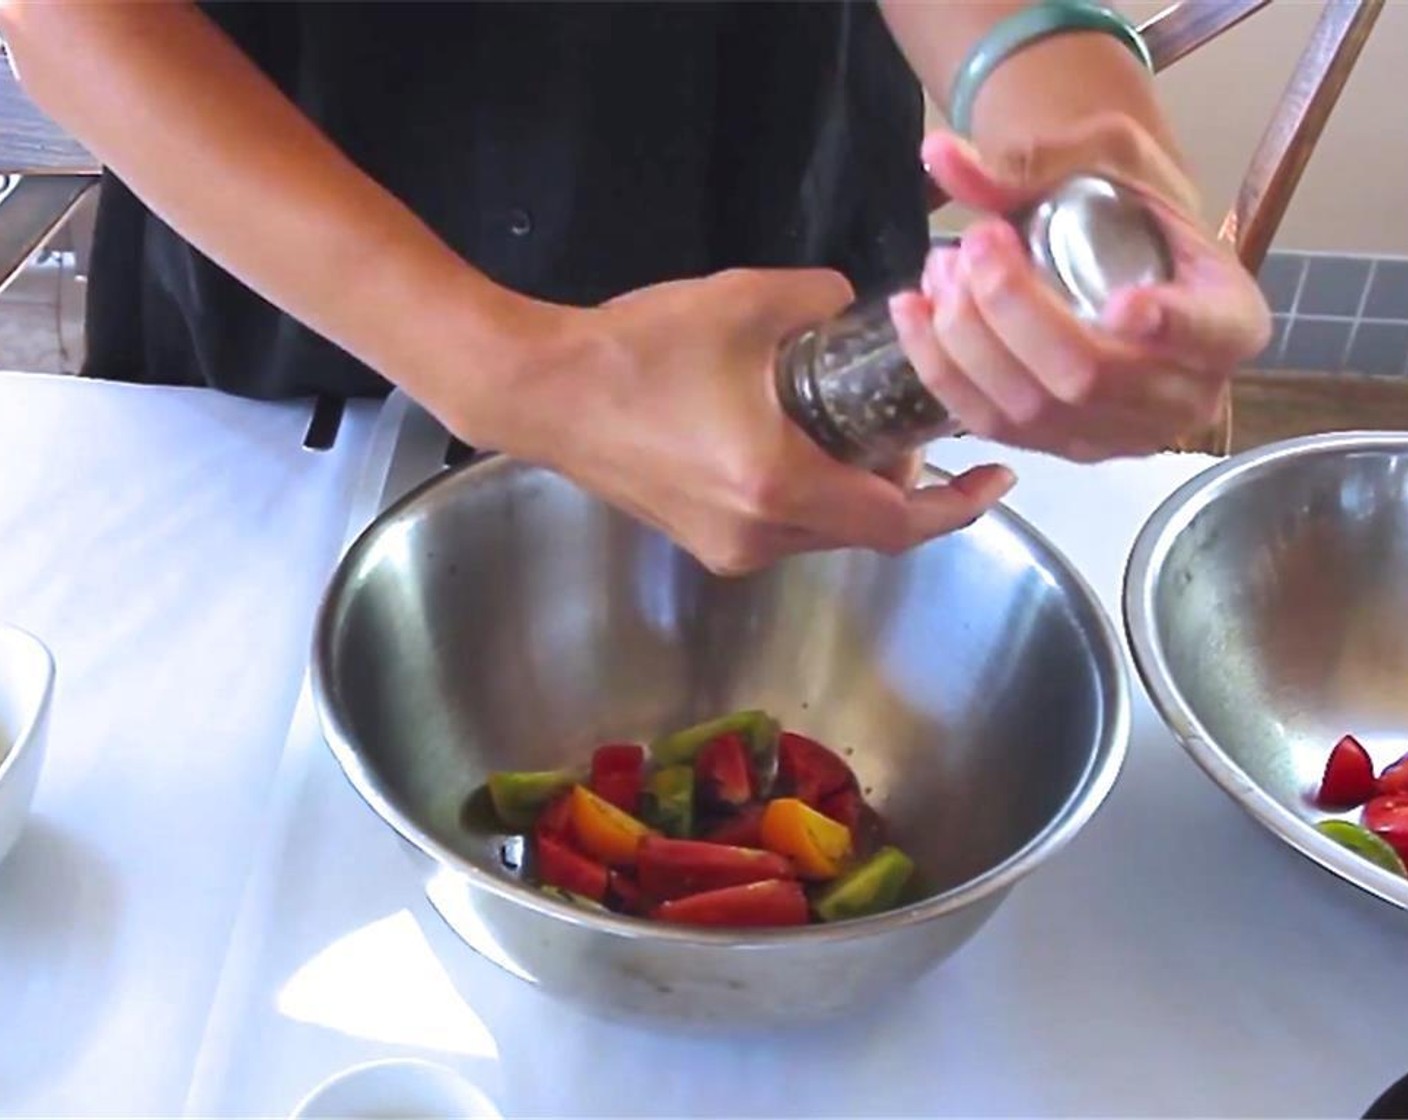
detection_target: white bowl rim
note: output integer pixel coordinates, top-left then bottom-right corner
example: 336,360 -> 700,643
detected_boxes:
1123,429 -> 1408,912
288,1057 -> 499,1119
0,622 -> 55,788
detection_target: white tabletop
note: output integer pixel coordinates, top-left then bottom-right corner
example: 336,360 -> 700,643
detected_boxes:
3,376 -> 1406,1118
0,372 -> 378,1117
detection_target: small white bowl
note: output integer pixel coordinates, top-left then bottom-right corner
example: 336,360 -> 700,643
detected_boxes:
290,1059 -> 501,1119
0,624 -> 54,868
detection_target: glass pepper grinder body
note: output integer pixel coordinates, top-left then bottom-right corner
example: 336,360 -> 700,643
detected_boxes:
775,174 -> 1175,472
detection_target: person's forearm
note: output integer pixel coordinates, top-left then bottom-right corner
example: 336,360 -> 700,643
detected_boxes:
0,1 -> 563,446
880,1 -> 1186,170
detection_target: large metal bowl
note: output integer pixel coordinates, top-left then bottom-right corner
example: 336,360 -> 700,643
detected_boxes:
311,457 -> 1129,1025
1125,431 -> 1408,913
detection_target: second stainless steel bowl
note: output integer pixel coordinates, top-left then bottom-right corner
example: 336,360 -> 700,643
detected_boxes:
1125,431 -> 1408,912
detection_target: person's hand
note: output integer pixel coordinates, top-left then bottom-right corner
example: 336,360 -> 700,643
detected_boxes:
516,268 -> 1016,576
891,113 -> 1272,461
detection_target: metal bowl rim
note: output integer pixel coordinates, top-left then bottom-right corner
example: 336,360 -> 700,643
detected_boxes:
311,456 -> 1132,946
1122,429 -> 1408,911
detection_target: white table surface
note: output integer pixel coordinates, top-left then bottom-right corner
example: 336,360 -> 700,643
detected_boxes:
3,375 -> 1406,1118
0,372 -> 378,1117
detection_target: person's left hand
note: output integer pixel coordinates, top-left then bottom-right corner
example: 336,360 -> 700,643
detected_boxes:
892,113 -> 1272,461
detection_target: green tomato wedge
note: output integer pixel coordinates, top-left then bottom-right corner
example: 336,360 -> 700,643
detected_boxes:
813,846 -> 916,922
486,769 -> 576,831
640,765 -> 695,839
650,710 -> 781,778
1316,819 -> 1408,877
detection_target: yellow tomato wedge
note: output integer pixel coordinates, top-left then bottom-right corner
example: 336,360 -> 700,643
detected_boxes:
759,797 -> 853,880
569,784 -> 653,866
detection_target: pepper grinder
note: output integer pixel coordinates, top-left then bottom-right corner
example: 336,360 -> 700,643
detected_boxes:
774,174 -> 1175,472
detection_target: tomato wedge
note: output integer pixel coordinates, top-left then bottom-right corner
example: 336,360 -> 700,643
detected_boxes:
534,791 -> 575,844
536,835 -> 609,902
1363,793 -> 1408,861
1377,751 -> 1408,797
759,797 -> 854,880
569,784 -> 653,866
703,804 -> 765,849
777,732 -> 857,807
653,879 -> 809,928
696,731 -> 755,811
607,870 -> 645,915
1316,734 -> 1376,809
637,836 -> 794,900
819,787 -> 862,833
590,743 -> 645,814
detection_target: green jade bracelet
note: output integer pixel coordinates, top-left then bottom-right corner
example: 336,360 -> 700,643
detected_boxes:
947,0 -> 1154,137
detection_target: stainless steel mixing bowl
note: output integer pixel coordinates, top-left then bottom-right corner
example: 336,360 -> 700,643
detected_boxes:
1125,431 -> 1408,912
311,457 -> 1129,1025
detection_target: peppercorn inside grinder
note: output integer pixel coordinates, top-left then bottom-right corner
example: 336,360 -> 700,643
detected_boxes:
774,175 -> 1175,471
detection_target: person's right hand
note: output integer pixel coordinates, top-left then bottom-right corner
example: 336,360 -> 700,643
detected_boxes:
509,267 -> 1016,576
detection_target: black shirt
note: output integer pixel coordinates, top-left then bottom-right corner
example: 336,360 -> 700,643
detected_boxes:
82,1 -> 930,401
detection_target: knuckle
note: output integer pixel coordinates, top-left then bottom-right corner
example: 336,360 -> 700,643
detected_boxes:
1065,441 -> 1108,465
960,408 -> 1007,442
1004,385 -> 1050,428
713,268 -> 765,306
1090,111 -> 1147,168
729,460 -> 789,522
996,136 -> 1047,188
937,285 -> 982,336
1051,357 -> 1101,406
702,534 -> 766,578
875,507 -> 920,554
875,522 -> 914,555
971,257 -> 1024,309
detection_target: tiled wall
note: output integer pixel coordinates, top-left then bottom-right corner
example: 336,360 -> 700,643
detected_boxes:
1257,252 -> 1408,376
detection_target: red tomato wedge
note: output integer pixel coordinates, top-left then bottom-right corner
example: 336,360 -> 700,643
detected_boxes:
590,743 -> 646,814
1363,794 -> 1408,860
703,804 -> 765,849
696,731 -> 754,811
1377,751 -> 1408,797
653,879 -> 809,928
1316,734 -> 1377,809
536,835 -> 609,902
607,870 -> 645,915
820,787 -> 862,833
534,791 -> 575,844
777,731 -> 857,807
637,836 -> 795,901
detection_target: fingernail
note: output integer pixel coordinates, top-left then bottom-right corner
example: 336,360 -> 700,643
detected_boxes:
920,251 -> 941,299
928,249 -> 958,295
994,466 -> 1018,494
888,291 -> 918,327
961,222 -> 1014,271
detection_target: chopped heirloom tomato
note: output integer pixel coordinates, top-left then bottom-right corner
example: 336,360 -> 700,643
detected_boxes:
653,879 -> 809,928
759,797 -> 853,880
569,784 -> 653,866
777,732 -> 856,808
590,743 -> 646,814
637,836 -> 795,900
